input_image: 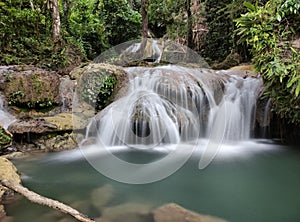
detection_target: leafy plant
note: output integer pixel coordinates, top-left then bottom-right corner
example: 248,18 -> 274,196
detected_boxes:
235,0 -> 300,123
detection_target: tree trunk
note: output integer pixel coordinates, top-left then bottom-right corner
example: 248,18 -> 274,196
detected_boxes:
0,179 -> 94,222
186,0 -> 193,49
29,0 -> 35,10
141,0 -> 149,39
51,0 -> 61,41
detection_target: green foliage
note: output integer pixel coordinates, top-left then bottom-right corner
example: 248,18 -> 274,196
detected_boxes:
0,0 -> 142,68
236,0 -> 300,123
67,0 -> 108,59
148,0 -> 186,38
0,0 -> 51,64
97,0 -> 142,46
201,0 -> 267,63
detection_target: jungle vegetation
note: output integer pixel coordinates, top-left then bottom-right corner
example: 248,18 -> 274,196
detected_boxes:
0,0 -> 299,123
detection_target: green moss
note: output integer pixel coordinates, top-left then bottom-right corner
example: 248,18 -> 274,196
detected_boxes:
0,127 -> 12,149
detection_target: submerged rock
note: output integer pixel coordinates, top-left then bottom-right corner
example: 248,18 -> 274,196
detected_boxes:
152,203 -> 227,222
101,202 -> 153,222
90,184 -> 115,211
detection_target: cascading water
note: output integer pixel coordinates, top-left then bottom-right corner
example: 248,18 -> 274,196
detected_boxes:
221,75 -> 262,141
0,93 -> 15,129
86,65 -> 262,148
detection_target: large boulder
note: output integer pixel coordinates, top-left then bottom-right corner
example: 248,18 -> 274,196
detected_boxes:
0,65 -> 60,109
152,203 -> 227,222
72,63 -> 129,112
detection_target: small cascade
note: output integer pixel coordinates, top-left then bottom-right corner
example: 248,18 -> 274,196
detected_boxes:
122,39 -> 162,63
0,93 -> 15,129
221,76 -> 262,141
87,65 -> 262,148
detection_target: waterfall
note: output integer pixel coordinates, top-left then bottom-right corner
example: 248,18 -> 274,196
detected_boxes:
87,65 -> 262,148
222,75 -> 262,141
0,93 -> 15,129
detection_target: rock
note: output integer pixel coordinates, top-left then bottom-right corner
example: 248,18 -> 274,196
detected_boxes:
217,69 -> 257,79
0,126 -> 12,151
95,218 -> 110,222
70,199 -> 94,217
90,184 -> 114,211
0,215 -> 14,222
58,76 -> 76,113
0,204 -> 4,217
2,152 -> 26,160
102,203 -> 153,222
43,113 -> 85,131
74,63 -> 129,112
14,132 -> 78,152
152,203 -> 227,222
211,52 -> 242,70
1,65 -> 60,109
291,38 -> 300,49
0,157 -> 21,198
8,118 -> 57,135
229,64 -> 255,72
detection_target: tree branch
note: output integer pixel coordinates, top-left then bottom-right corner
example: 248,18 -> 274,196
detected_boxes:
0,179 -> 95,222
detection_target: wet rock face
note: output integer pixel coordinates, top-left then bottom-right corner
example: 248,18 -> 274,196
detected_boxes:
1,65 -> 60,110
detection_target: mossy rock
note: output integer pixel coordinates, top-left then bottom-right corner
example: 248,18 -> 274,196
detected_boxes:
211,52 -> 242,70
2,66 -> 60,110
76,63 -> 128,112
0,126 -> 12,152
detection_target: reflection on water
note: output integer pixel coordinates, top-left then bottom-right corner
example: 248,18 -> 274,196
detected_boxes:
5,140 -> 300,222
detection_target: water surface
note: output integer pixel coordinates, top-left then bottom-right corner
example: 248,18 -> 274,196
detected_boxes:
5,140 -> 300,222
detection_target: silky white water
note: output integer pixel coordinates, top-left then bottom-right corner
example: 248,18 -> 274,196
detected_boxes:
0,93 -> 15,129
86,65 -> 262,150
